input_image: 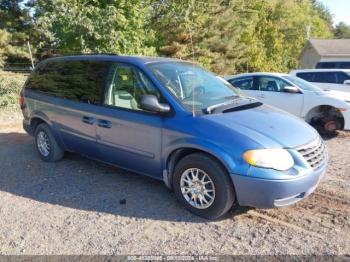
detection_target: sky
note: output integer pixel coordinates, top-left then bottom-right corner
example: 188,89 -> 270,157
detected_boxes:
318,0 -> 350,25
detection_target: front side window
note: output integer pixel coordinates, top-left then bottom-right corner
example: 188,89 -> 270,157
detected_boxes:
258,76 -> 290,92
283,75 -> 321,92
147,62 -> 240,112
313,72 -> 337,83
336,72 -> 350,84
104,64 -> 161,111
339,62 -> 350,69
229,77 -> 256,90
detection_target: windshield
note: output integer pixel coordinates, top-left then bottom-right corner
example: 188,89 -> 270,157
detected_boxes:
147,62 -> 240,112
283,75 -> 322,92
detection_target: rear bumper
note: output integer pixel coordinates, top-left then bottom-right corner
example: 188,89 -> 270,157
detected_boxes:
22,119 -> 33,136
231,165 -> 327,208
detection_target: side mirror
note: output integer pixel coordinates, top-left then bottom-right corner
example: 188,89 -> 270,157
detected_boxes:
139,95 -> 171,113
283,86 -> 300,94
344,80 -> 350,85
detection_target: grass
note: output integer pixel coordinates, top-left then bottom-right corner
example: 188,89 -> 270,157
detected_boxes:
0,71 -> 28,112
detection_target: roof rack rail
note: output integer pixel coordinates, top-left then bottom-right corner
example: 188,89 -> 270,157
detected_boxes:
43,53 -> 119,59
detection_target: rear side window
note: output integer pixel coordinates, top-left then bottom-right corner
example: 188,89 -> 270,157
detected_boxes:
27,60 -> 110,105
296,72 -> 337,83
312,72 -> 337,83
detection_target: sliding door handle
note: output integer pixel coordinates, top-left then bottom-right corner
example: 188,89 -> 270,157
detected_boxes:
82,116 -> 95,125
98,119 -> 112,128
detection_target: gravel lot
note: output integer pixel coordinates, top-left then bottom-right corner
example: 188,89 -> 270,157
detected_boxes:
0,114 -> 349,255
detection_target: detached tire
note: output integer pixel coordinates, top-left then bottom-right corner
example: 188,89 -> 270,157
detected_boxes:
34,123 -> 64,162
173,153 -> 235,219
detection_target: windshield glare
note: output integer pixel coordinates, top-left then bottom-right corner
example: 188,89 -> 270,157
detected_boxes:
283,75 -> 322,92
147,62 -> 240,111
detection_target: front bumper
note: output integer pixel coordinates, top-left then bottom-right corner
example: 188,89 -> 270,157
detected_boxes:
342,109 -> 350,130
231,164 -> 327,208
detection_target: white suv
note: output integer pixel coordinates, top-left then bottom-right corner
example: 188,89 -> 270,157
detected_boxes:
290,69 -> 350,93
225,73 -> 350,134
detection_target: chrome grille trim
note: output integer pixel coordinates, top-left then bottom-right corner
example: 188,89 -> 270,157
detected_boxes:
296,137 -> 327,170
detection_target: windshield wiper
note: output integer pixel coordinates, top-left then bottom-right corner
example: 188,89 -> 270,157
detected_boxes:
205,100 -> 237,114
205,97 -> 260,114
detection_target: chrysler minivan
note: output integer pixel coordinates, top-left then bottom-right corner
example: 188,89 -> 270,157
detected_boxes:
21,55 -> 328,219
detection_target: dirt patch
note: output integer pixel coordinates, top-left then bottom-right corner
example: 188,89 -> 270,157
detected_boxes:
0,119 -> 349,255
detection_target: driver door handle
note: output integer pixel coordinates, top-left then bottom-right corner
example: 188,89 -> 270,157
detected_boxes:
82,116 -> 95,125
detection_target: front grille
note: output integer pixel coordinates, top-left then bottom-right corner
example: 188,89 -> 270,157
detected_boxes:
296,137 -> 327,170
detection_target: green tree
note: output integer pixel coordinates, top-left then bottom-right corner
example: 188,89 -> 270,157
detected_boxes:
0,0 -> 32,32
0,29 -> 10,67
1,0 -> 335,74
149,0 -> 210,60
149,0 -> 333,74
32,0 -> 156,56
311,0 -> 333,28
334,22 -> 350,38
0,0 -> 33,65
199,0 -> 249,74
149,0 -> 249,74
234,0 -> 333,73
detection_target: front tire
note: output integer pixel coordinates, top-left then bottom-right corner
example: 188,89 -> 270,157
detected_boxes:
34,123 -> 64,162
173,153 -> 235,219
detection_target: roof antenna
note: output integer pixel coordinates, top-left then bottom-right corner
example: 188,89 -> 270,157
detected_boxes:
27,41 -> 35,70
185,0 -> 196,117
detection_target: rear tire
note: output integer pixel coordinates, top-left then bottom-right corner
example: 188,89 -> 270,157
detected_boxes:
34,123 -> 64,162
173,153 -> 235,219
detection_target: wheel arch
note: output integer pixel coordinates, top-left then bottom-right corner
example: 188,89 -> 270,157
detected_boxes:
30,117 -> 48,133
163,145 -> 236,190
29,111 -> 53,131
305,105 -> 345,130
30,114 -> 65,149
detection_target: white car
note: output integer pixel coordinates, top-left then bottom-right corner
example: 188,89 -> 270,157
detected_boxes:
225,73 -> 350,134
290,69 -> 350,93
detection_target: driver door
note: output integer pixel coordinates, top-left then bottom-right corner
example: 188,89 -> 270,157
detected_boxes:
257,76 -> 304,116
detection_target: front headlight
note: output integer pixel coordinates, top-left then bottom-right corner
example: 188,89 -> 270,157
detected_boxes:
243,148 -> 294,171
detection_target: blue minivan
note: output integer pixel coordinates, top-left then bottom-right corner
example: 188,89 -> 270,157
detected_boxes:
21,55 -> 328,219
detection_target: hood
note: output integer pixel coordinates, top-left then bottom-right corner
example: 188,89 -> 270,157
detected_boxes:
204,105 -> 318,149
323,90 -> 350,102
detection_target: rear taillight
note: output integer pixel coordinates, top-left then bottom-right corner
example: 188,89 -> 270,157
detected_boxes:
19,91 -> 25,109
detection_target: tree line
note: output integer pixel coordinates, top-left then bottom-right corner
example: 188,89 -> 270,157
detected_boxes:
1,0 -> 349,74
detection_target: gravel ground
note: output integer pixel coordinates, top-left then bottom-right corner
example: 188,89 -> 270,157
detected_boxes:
0,116 -> 349,255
